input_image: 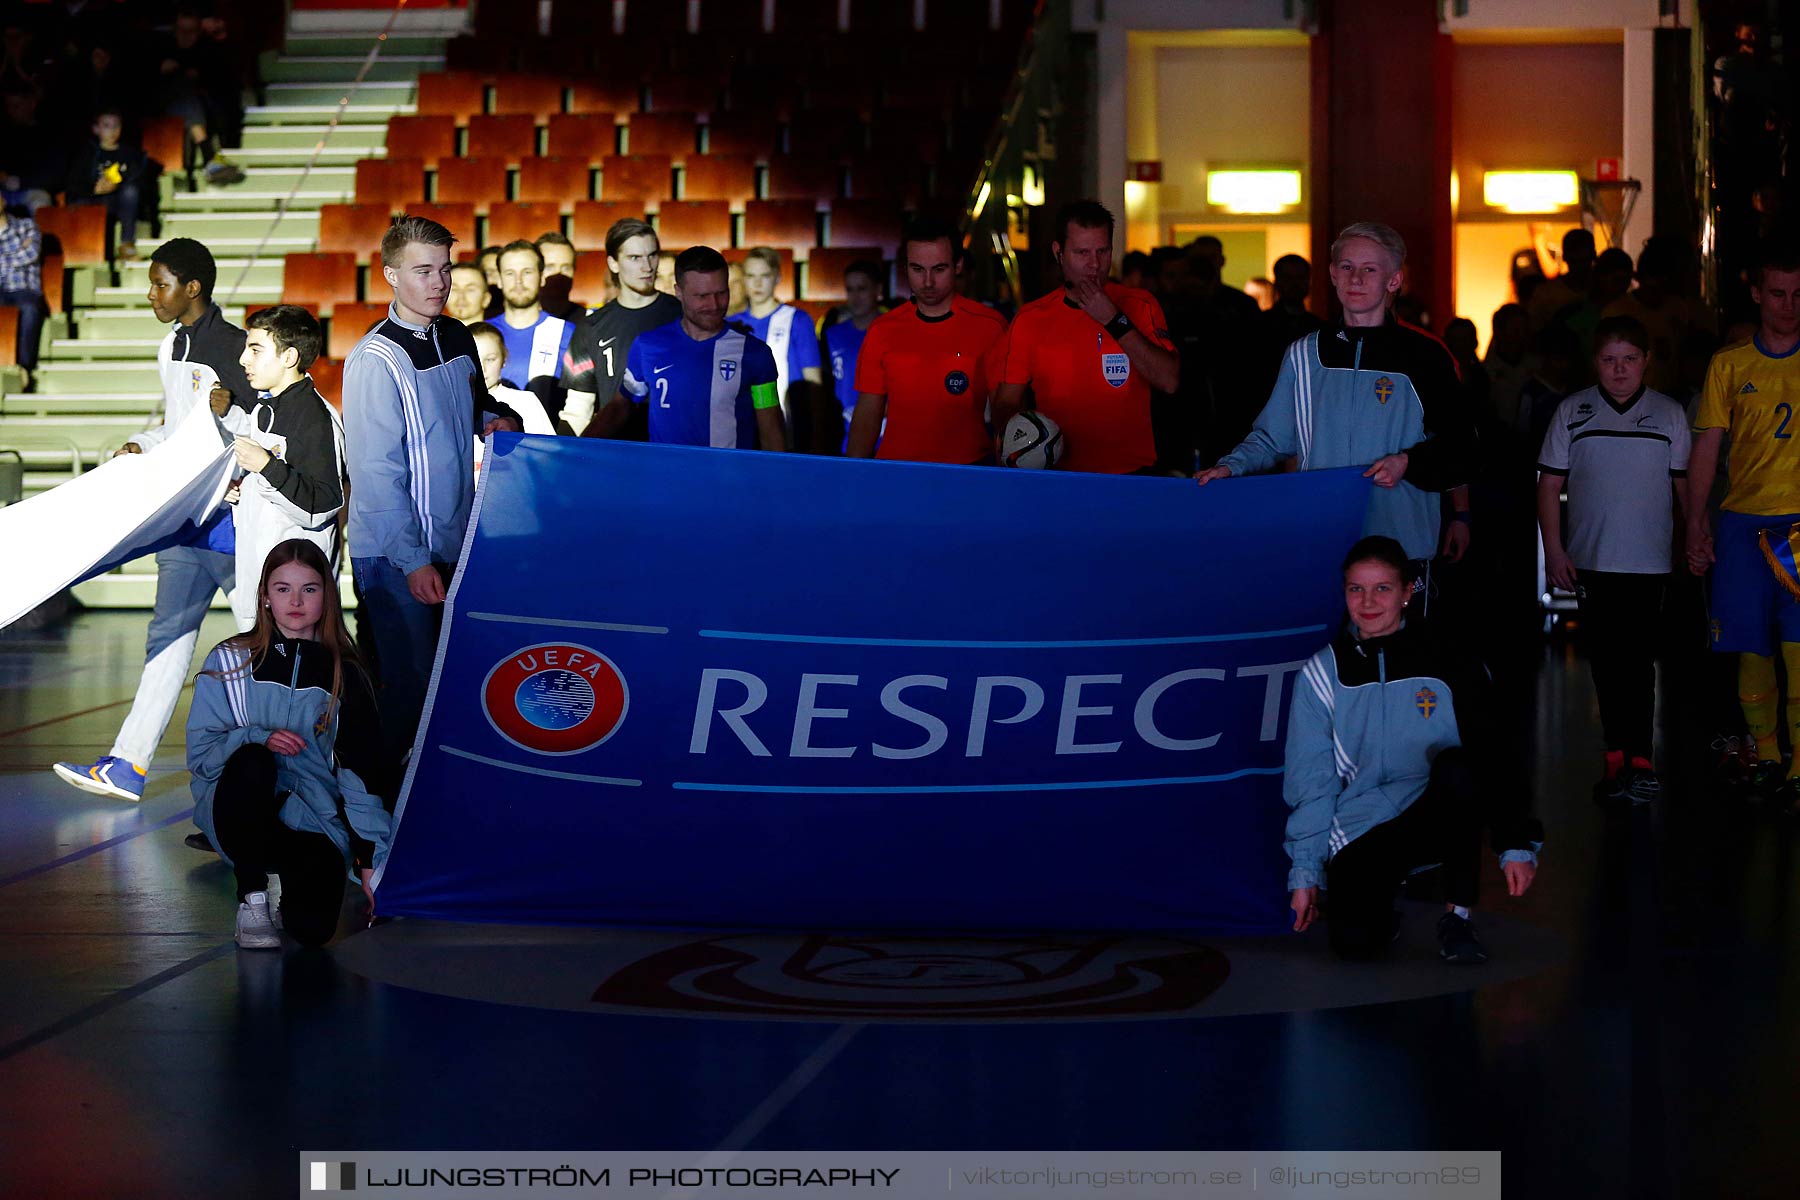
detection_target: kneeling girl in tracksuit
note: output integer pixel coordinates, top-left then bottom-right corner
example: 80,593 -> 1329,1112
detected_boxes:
188,539 -> 397,949
1283,536 -> 1545,963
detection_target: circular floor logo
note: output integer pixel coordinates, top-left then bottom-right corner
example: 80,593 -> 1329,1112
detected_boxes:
481,643 -> 628,756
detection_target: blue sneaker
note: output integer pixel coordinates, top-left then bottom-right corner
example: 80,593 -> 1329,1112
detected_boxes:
53,755 -> 147,802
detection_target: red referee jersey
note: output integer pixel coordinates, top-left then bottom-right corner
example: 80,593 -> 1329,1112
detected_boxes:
992,283 -> 1174,474
853,296 -> 1009,464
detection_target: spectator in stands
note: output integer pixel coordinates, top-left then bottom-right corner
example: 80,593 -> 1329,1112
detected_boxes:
727,260 -> 745,312
52,237 -> 256,803
1197,222 -> 1473,600
51,43 -> 134,138
64,108 -> 148,260
0,203 -> 43,377
1527,229 -> 1595,331
849,218 -> 1008,465
486,239 -> 574,418
823,257 -> 883,453
470,322 -> 556,435
1538,314 -> 1690,805
343,215 -> 520,760
535,230 -> 580,320
155,6 -> 243,185
732,246 -> 823,452
0,87 -> 65,213
567,217 -> 680,437
187,539 -> 393,950
1283,535 -> 1542,963
586,245 -> 784,452
991,200 -> 1178,474
445,261 -> 489,326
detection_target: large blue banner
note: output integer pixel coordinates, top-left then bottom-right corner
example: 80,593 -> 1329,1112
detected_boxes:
375,436 -> 1370,934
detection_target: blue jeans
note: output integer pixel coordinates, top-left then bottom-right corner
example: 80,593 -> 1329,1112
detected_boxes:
352,556 -> 445,761
73,183 -> 141,249
0,287 -> 42,370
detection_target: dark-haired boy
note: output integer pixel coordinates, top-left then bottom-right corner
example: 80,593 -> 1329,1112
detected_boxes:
54,237 -> 255,801
226,304 -> 345,627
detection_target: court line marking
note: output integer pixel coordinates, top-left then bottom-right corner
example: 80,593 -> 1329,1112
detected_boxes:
0,941 -> 234,1064
662,1024 -> 863,1198
0,695 -> 136,741
696,625 -> 1328,649
441,745 -> 642,787
468,612 -> 669,635
0,807 -> 197,890
671,766 -> 1285,795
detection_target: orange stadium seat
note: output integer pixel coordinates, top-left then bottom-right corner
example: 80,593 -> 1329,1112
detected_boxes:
703,111 -> 781,157
364,254 -> 392,303
355,157 -> 426,207
827,199 -> 901,257
434,158 -> 509,209
623,113 -> 697,160
599,155 -> 673,203
308,357 -> 343,412
572,200 -> 650,250
385,115 -> 458,168
765,156 -> 841,203
802,78 -> 875,117
517,157 -> 594,210
868,110 -> 948,162
681,154 -> 756,205
655,200 -> 732,250
545,113 -> 618,163
485,202 -> 564,247
415,71 -> 487,121
280,253 -> 360,315
328,302 -> 391,360
41,253 -> 63,314
491,74 -> 565,120
410,203 -> 478,249
802,246 -> 884,302
34,205 -> 106,265
140,116 -> 186,174
570,79 -> 642,116
644,76 -> 719,115
466,114 -> 539,163
0,305 -> 18,368
318,204 -> 396,255
846,156 -> 923,205
792,298 -> 836,327
743,199 -> 820,257
786,110 -> 864,159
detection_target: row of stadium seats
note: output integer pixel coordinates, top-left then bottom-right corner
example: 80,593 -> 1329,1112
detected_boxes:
408,69 -> 1005,124
384,109 -> 972,168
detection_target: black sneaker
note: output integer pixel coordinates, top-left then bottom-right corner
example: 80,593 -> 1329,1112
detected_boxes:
1623,767 -> 1662,806
1436,912 -> 1488,964
184,831 -> 216,853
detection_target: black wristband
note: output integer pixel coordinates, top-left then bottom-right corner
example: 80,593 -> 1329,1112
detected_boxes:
1105,311 -> 1134,340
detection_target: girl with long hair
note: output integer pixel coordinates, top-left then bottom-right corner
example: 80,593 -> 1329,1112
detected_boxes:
187,539 -> 397,949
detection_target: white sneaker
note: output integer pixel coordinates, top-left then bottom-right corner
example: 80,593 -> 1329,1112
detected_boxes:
265,873 -> 283,930
235,890 -> 280,949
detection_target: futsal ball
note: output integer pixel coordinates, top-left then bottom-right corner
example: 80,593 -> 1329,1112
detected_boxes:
1002,411 -> 1065,469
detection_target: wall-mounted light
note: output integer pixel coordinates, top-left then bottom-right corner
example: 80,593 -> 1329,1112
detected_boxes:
1206,169 -> 1302,214
1482,171 -> 1578,214
1022,164 -> 1045,208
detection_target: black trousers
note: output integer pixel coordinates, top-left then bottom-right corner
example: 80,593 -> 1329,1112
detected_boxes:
210,745 -> 350,947
1325,747 -> 1484,960
1576,570 -> 1667,761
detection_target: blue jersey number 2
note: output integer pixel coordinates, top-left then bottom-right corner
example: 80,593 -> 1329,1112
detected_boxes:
1776,402 -> 1793,440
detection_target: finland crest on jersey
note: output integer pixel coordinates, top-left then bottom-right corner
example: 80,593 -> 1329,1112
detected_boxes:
719,358 -> 738,381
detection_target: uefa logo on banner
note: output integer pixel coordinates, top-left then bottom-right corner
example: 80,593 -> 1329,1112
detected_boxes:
481,643 -> 629,756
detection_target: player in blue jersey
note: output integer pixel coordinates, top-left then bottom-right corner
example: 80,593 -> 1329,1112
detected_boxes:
824,257 -> 884,452
587,246 -> 786,451
732,246 -> 822,448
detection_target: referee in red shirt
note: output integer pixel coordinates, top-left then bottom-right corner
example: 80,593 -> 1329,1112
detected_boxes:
991,200 -> 1180,473
846,216 -> 1009,464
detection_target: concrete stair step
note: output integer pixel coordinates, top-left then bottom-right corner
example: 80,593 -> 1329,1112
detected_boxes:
231,165 -> 356,192
115,258 -> 286,290
241,123 -> 390,150
95,284 -> 282,308
226,146 -> 382,168
0,415 -> 145,463
0,392 -> 161,416
78,308 -> 246,340
168,188 -> 351,212
246,103 -> 412,124
265,54 -> 443,83
160,211 -> 320,240
284,34 -> 449,56
30,362 -> 162,394
264,82 -> 417,108
45,337 -> 164,361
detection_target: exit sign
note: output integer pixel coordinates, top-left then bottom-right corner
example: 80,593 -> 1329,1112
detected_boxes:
1596,158 -> 1621,181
